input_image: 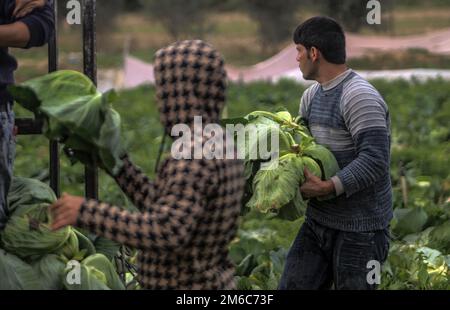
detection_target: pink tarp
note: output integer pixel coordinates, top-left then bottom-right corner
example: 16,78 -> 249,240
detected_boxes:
123,28 -> 450,87
124,56 -> 155,89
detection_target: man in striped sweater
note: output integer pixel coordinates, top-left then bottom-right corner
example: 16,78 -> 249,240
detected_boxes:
279,17 -> 393,290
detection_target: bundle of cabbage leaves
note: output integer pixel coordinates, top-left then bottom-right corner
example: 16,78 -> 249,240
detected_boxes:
0,177 -> 124,290
8,70 -> 125,176
224,110 -> 340,221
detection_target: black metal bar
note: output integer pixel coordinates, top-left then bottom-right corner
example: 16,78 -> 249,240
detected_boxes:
48,0 -> 58,73
82,0 -> 98,199
48,0 -> 60,197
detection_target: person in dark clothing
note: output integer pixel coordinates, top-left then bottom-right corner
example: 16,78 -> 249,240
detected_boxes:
0,0 -> 55,229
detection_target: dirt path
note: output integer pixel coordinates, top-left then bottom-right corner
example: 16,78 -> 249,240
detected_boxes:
118,27 -> 450,87
227,28 -> 450,82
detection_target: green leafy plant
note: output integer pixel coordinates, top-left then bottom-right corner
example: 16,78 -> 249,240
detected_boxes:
224,110 -> 339,221
8,70 -> 125,176
0,177 -> 125,290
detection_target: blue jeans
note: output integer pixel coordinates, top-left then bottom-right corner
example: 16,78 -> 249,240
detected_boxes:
0,107 -> 15,230
279,217 -> 390,290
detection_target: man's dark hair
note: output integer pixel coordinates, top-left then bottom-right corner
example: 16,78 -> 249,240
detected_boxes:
293,16 -> 346,64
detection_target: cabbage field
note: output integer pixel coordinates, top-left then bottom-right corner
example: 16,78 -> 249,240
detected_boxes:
9,78 -> 450,290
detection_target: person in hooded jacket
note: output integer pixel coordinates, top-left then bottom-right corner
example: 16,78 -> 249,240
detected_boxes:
50,40 -> 245,290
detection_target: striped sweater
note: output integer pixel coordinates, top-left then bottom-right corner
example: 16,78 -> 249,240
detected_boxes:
300,69 -> 393,232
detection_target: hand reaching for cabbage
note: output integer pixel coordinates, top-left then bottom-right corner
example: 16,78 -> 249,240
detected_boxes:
50,193 -> 85,231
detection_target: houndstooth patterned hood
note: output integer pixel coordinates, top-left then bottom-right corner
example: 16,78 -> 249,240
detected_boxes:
153,40 -> 227,133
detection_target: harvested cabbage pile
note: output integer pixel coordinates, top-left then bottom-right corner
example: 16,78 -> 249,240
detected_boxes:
224,110 -> 340,221
0,177 -> 124,290
8,70 -> 125,176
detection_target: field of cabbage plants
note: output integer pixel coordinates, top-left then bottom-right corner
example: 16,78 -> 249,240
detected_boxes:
8,77 -> 450,290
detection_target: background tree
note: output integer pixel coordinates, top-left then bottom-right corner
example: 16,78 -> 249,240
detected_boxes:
57,0 -> 127,33
322,0 -> 367,32
142,0 -> 217,40
321,0 -> 394,33
123,0 -> 142,12
242,0 -> 302,53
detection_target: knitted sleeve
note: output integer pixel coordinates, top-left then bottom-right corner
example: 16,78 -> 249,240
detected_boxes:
335,82 -> 391,197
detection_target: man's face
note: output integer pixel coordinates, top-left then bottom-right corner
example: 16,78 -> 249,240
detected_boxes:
296,44 -> 318,81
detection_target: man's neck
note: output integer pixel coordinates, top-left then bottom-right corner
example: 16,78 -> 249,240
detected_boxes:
315,64 -> 349,85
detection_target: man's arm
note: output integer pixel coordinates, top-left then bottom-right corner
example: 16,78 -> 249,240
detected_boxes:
113,155 -> 157,212
333,89 -> 391,198
0,21 -> 30,48
51,159 -> 215,253
0,0 -> 54,48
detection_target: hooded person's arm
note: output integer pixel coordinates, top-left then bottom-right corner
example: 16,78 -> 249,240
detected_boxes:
0,0 -> 54,48
112,155 -> 157,212
76,158 -> 217,252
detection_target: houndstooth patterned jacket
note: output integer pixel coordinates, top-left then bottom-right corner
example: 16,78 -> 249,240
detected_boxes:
76,40 -> 245,290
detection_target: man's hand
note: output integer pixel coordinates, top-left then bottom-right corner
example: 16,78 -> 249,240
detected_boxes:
13,0 -> 46,19
50,193 -> 85,231
300,168 -> 335,199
